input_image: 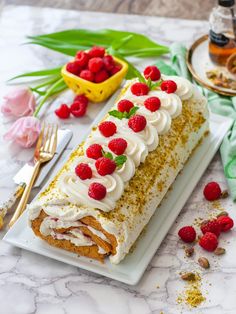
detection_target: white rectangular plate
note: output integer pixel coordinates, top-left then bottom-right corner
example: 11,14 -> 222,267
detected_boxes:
3,113 -> 233,285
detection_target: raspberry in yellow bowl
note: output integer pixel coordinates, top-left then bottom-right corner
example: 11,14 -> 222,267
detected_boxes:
61,56 -> 128,103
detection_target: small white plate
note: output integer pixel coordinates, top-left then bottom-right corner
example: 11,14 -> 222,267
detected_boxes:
3,113 -> 233,285
187,35 -> 236,96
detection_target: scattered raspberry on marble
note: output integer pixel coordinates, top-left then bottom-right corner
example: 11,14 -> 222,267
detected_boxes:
117,99 -> 134,113
88,46 -> 106,58
217,216 -> 234,232
203,181 -> 222,201
200,219 -> 221,237
73,94 -> 89,106
75,51 -> 89,67
86,144 -> 103,160
70,101 -> 87,117
131,82 -> 149,96
80,69 -> 95,82
95,157 -> 116,176
88,182 -> 107,200
178,226 -> 196,243
199,232 -> 218,252
108,138 -> 127,155
95,69 -> 109,83
161,80 -> 177,94
66,61 -> 81,75
144,96 -> 161,112
143,65 -> 161,81
75,163 -> 92,180
55,104 -> 70,119
99,121 -> 117,137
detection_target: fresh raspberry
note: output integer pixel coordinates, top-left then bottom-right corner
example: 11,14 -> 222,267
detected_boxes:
74,94 -> 89,106
88,57 -> 104,73
108,138 -> 127,155
217,216 -> 234,232
110,64 -> 122,75
88,46 -> 106,58
128,114 -> 147,132
178,226 -> 196,243
88,182 -> 106,200
131,82 -> 149,96
70,101 -> 87,117
95,157 -> 116,176
99,121 -> 117,137
144,97 -> 161,112
143,65 -> 161,81
75,163 -> 92,180
200,219 -> 221,237
55,104 -> 70,119
94,70 -> 109,83
80,70 -> 94,82
203,182 -> 222,201
199,232 -> 218,252
117,99 -> 134,113
86,144 -> 103,160
160,80 -> 177,94
66,61 -> 81,75
110,64 -> 122,76
103,55 -> 115,71
75,51 -> 89,67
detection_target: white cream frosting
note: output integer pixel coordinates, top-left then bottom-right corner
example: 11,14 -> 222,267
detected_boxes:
40,216 -> 110,251
51,229 -> 94,247
30,76 -> 194,214
162,74 -> 194,100
61,76 -> 190,212
28,75 -> 203,264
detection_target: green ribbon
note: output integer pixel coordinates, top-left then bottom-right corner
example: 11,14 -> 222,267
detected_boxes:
158,43 -> 236,201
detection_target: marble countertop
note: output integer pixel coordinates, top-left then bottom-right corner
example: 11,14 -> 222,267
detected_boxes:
1,5 -> 236,314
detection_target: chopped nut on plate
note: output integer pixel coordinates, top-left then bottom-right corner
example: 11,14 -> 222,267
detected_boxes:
206,68 -> 236,90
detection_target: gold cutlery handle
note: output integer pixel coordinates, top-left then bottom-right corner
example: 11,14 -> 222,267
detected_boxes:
0,183 -> 26,229
8,161 -> 41,227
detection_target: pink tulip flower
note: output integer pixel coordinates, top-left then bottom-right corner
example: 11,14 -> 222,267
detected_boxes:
4,116 -> 41,148
1,87 -> 36,117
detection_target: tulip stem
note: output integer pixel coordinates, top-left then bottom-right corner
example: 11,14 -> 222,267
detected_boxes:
32,75 -> 61,90
33,77 -> 66,117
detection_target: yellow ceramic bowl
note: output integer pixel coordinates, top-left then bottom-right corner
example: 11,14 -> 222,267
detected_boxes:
61,56 -> 128,103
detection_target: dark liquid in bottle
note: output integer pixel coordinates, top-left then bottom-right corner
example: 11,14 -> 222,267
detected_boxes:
209,38 -> 236,66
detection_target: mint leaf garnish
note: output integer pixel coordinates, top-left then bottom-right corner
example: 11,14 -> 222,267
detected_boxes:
127,106 -> 139,118
138,74 -> 146,84
150,80 -> 162,90
109,106 -> 139,120
102,149 -> 113,160
146,77 -> 152,89
138,75 -> 162,90
108,110 -> 124,120
114,155 -> 127,168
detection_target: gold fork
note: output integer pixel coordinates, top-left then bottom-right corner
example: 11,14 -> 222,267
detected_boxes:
9,123 -> 58,227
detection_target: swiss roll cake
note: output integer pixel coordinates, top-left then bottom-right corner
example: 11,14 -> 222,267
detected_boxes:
28,74 -> 209,264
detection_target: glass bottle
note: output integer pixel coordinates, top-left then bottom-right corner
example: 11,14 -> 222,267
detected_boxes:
209,0 -> 236,66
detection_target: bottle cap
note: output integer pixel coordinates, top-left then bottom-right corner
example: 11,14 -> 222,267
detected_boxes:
219,0 -> 235,7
